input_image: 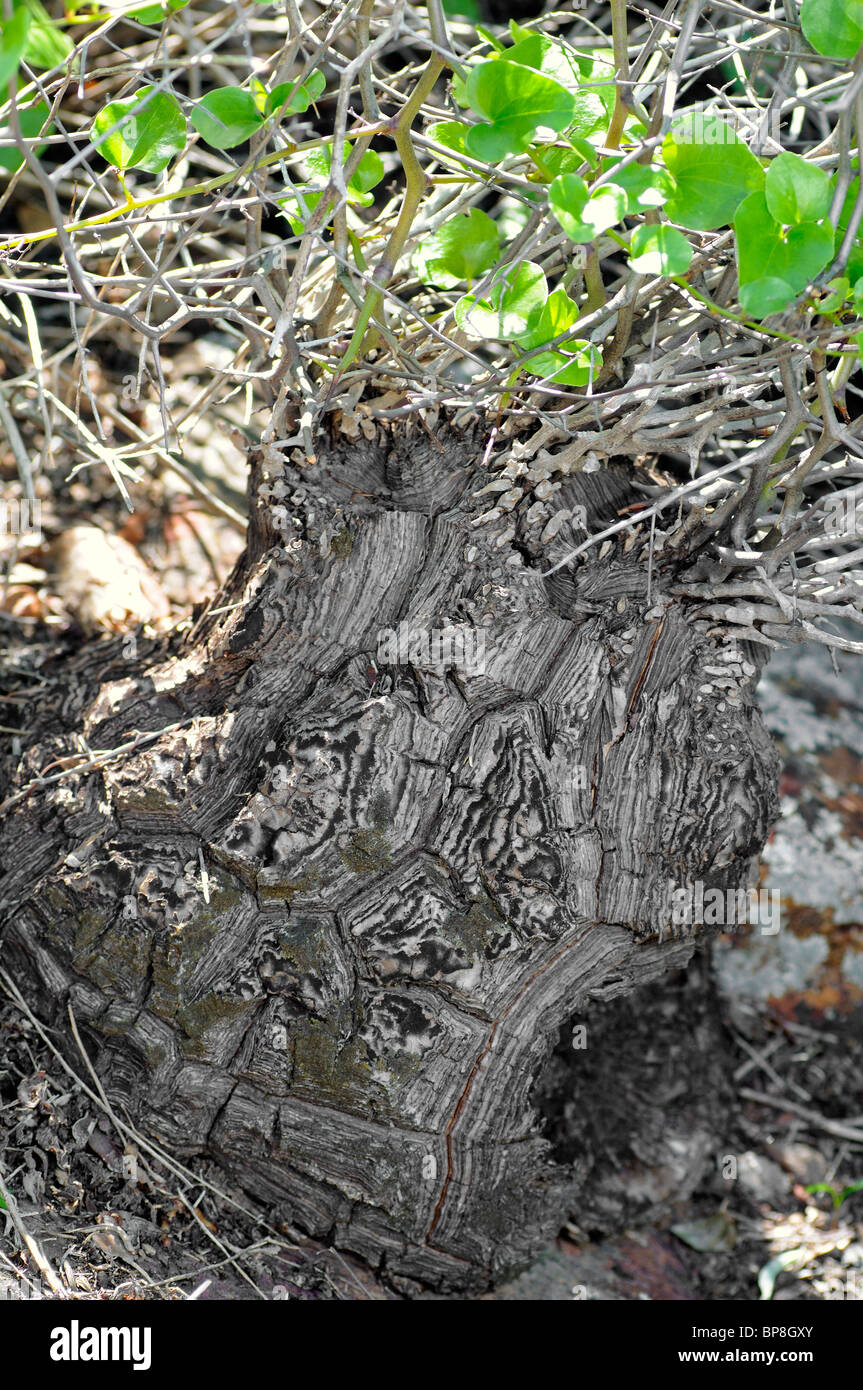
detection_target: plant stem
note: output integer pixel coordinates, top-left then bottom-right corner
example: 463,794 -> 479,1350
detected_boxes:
336,54 -> 444,373
606,0 -> 632,151
0,123 -> 388,254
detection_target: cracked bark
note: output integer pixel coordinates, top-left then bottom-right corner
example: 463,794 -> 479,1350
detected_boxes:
0,416 -> 780,1290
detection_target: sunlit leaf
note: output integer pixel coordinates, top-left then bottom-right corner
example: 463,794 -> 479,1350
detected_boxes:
93,85 -> 186,173
800,0 -> 863,59
267,70 -> 325,117
464,59 -> 575,161
17,0 -> 72,69
765,151 -> 832,225
414,207 -> 500,288
663,115 -> 764,229
549,173 -> 626,242
455,260 -> 547,338
128,0 -> 190,22
190,88 -> 263,149
628,223 -> 692,276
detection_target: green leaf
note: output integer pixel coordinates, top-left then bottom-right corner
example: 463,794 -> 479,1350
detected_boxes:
0,6 -> 31,92
502,33 -> 602,138
549,173 -> 626,242
267,70 -> 325,117
734,191 -> 793,283
190,88 -> 263,149
801,0 -> 863,59
92,85 -> 186,173
305,142 -> 384,205
765,152 -> 832,225
427,120 -> 470,160
585,51 -> 617,123
475,25 -> 505,52
663,115 -> 764,229
837,179 -> 863,281
515,284 -> 579,349
570,137 -> 600,168
628,224 -> 692,276
781,221 -> 835,287
425,120 -> 472,170
580,183 -> 627,237
513,286 -> 596,386
739,276 -> 797,318
464,59 -> 576,161
455,260 -> 547,338
504,33 -> 591,84
442,0 -> 481,17
734,190 -> 834,300
250,76 -> 268,114
414,207 -> 500,288
129,0 -> 190,22
17,0 -> 73,70
821,275 -> 851,312
531,141 -> 591,180
346,148 -> 385,198
0,99 -> 51,174
548,171 -> 588,238
605,159 -> 675,212
528,141 -> 580,180
521,343 -> 597,386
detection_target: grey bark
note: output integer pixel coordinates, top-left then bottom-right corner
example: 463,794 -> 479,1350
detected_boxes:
0,416 -> 780,1290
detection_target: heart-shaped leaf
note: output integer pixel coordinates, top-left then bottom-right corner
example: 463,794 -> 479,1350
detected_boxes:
305,142 -> 385,205
18,0 -> 73,70
503,35 -> 603,138
455,260 -> 547,338
414,207 -> 500,288
514,286 -> 594,389
513,285 -> 596,385
738,276 -> 797,319
765,152 -> 832,225
548,172 -> 588,238
549,173 -> 626,242
93,85 -> 186,173
663,115 -> 764,229
801,0 -> 863,59
464,59 -> 575,161
191,88 -> 263,149
735,191 -> 834,295
629,224 -> 692,276
267,70 -> 325,117
606,159 -> 675,212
